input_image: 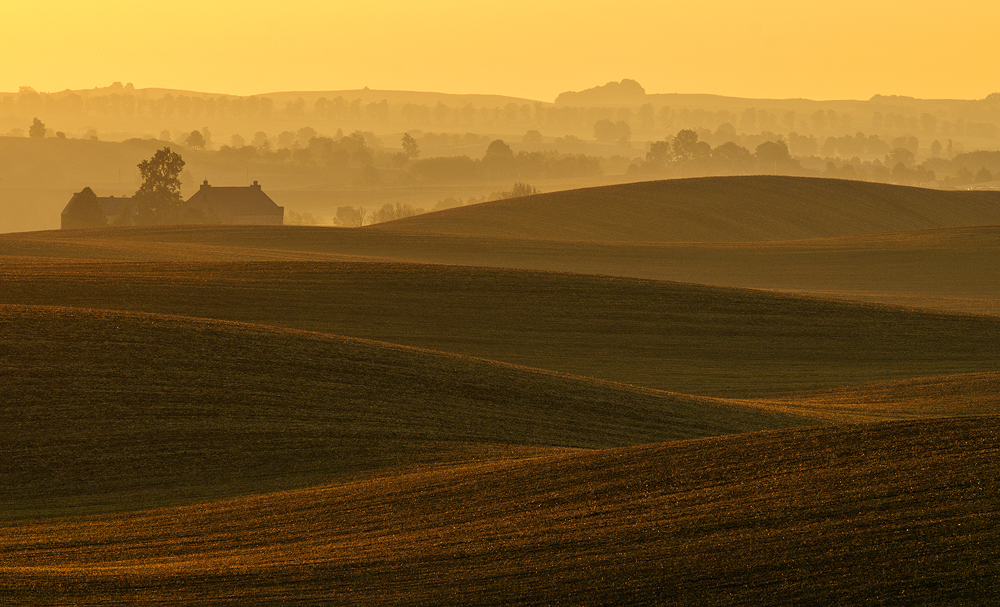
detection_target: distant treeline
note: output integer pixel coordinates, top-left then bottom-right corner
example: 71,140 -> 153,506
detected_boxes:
630,129 -> 1000,187
171,123 -> 1000,187
212,131 -> 604,184
3,84 -> 276,121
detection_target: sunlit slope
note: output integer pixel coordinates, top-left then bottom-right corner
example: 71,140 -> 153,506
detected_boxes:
2,417 -> 996,605
749,372 -> 1000,422
373,176 -> 1000,242
3,262 -> 1000,397
0,305 -> 813,517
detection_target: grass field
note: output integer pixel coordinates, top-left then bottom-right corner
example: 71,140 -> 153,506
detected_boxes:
1,176 -> 998,603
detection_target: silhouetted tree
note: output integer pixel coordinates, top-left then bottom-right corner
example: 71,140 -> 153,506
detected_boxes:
369,202 -> 420,224
334,206 -> 366,227
484,139 -> 513,161
401,133 -> 420,159
523,130 -> 543,143
712,141 -> 753,172
646,140 -> 673,165
185,130 -> 206,149
594,119 -> 617,143
885,148 -> 916,168
296,126 -> 318,145
253,131 -> 271,151
133,148 -> 185,224
594,119 -> 631,145
498,182 -> 539,199
672,130 -> 710,162
483,139 -> 515,178
29,117 -> 45,138
754,140 -> 796,173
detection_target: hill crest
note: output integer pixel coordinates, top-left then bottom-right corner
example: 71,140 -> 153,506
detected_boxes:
372,175 -> 1000,242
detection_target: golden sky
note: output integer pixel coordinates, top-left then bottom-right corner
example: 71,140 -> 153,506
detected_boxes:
4,0 -> 999,101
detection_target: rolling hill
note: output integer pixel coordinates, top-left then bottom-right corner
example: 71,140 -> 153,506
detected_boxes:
3,261 -> 1000,398
5,174 -> 1000,315
747,372 -> 1000,421
0,304 -> 816,517
2,416 -> 996,605
3,174 -> 1000,604
372,175 -> 1000,242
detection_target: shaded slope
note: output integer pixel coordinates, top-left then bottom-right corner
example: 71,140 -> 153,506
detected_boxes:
0,305 -> 812,517
3,261 -> 1000,397
372,176 -> 1000,242
6,221 -> 1000,316
2,416 -> 997,605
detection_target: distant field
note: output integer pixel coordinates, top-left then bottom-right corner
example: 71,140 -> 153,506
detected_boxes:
6,221 -> 1000,316
3,261 -> 999,397
2,416 -> 996,605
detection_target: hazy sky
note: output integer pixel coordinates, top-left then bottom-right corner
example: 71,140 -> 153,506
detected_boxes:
4,0 -> 998,101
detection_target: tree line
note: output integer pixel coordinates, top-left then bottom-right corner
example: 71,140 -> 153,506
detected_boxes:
209,131 -> 604,183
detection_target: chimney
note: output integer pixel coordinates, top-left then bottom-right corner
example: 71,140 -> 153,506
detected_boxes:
252,180 -> 260,188
201,179 -> 210,190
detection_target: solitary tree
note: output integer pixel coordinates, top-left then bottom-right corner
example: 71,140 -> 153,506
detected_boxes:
29,117 -> 46,138
754,140 -> 797,174
133,147 -> 185,224
401,133 -> 420,159
482,139 -> 515,178
185,130 -> 206,149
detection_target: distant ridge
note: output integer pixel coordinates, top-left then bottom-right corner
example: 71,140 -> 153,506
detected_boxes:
555,79 -> 647,105
106,86 -> 543,108
374,176 -> 1000,242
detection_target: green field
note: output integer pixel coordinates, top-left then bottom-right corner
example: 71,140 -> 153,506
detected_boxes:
1,176 -> 998,604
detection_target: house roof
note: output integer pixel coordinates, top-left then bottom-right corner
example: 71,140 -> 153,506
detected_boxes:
186,180 -> 283,218
62,188 -> 104,218
62,187 -> 117,228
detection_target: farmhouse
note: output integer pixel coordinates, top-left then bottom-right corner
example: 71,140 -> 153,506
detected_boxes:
61,187 -> 130,229
185,180 -> 284,225
61,181 -> 284,228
